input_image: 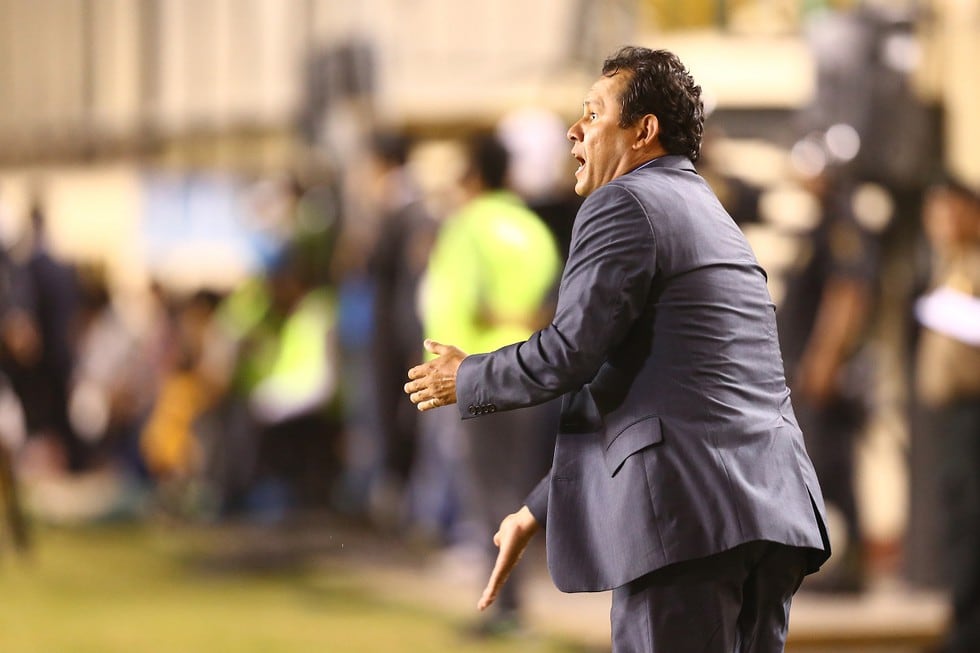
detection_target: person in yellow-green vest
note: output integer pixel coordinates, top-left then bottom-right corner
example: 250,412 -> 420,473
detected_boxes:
418,132 -> 560,636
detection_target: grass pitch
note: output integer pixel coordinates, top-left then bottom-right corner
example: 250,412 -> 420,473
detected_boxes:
0,523 -> 590,653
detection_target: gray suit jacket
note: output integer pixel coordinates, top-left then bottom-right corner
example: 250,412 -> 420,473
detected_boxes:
456,155 -> 830,593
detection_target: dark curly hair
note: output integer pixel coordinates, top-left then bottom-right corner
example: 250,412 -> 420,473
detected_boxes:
601,47 -> 704,162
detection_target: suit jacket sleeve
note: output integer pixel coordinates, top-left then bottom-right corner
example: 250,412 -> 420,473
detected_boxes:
524,473 -> 550,527
456,182 -> 657,416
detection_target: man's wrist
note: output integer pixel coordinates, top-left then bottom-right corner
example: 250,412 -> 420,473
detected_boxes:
515,505 -> 540,533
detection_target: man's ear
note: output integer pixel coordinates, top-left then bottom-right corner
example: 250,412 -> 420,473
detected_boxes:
634,114 -> 660,149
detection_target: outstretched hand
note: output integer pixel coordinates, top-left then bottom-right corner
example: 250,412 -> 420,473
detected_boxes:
404,339 -> 467,411
477,506 -> 540,611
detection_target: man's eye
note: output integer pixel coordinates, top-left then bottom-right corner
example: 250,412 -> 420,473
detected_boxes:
589,113 -> 598,121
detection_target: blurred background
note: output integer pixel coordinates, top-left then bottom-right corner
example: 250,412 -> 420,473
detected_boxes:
0,0 -> 978,651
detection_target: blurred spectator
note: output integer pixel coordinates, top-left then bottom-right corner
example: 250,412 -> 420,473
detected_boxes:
187,278 -> 268,518
246,253 -> 340,519
0,202 -> 84,474
322,212 -> 381,521
185,247 -> 340,522
285,173 -> 345,289
0,200 -> 16,316
416,132 -> 560,635
913,176 -> 980,653
140,288 -> 226,509
70,269 -> 156,476
697,127 -> 763,228
777,164 -> 881,594
165,166 -> 348,522
359,130 -> 437,526
0,207 -> 29,551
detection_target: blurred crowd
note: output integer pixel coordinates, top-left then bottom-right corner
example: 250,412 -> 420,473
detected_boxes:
0,114 -> 581,532
0,10 -> 978,646
0,110 -> 978,623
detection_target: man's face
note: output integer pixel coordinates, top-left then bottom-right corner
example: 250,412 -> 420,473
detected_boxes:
567,72 -> 639,197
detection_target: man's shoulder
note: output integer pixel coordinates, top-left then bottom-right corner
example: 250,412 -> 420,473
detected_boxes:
582,178 -> 645,209
576,183 -> 648,230
581,167 -> 681,218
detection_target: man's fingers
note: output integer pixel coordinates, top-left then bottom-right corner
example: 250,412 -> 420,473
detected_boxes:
477,530 -> 518,611
478,563 -> 506,611
408,382 -> 454,410
407,340 -> 462,410
478,552 -> 513,611
421,394 -> 457,410
477,585 -> 497,611
424,339 -> 450,356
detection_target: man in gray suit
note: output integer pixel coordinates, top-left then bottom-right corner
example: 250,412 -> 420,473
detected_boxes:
405,47 -> 830,652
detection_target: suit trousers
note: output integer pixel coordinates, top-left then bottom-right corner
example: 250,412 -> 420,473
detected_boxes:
610,541 -> 808,653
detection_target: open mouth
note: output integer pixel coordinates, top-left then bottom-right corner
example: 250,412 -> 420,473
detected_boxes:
573,154 -> 585,174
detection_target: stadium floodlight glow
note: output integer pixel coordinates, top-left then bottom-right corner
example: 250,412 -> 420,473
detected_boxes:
824,123 -> 861,162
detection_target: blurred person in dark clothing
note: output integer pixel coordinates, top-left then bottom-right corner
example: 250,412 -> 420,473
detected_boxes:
913,176 -> 980,653
777,166 -> 880,593
697,128 -> 763,229
0,203 -> 85,474
0,223 -> 30,550
286,174 -> 345,289
363,131 -> 437,523
418,132 -> 560,636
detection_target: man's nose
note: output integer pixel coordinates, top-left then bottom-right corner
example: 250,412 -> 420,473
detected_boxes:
567,121 -> 581,142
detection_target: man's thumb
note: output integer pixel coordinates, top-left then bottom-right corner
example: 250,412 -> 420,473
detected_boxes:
424,339 -> 447,355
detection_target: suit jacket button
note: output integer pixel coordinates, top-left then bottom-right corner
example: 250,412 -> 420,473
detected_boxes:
488,405 -> 496,413
468,405 -> 477,415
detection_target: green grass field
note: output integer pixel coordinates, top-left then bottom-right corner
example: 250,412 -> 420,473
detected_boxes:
0,524 -> 590,653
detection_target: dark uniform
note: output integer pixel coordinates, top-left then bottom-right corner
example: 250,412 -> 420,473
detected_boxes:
777,177 -> 880,592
